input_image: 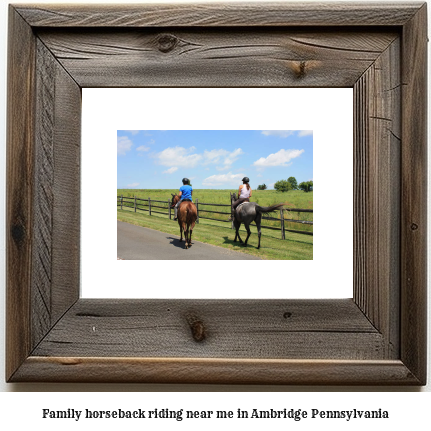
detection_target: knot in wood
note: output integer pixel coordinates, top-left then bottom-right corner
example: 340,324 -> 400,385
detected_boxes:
411,223 -> 419,231
294,61 -> 307,78
157,34 -> 178,53
186,315 -> 206,342
11,222 -> 25,245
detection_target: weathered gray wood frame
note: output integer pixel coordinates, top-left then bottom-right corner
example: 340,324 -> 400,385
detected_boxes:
6,3 -> 427,384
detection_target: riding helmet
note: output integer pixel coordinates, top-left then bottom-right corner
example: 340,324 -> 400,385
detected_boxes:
242,177 -> 250,183
182,178 -> 189,184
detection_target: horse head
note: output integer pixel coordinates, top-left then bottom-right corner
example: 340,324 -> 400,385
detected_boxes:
171,193 -> 180,207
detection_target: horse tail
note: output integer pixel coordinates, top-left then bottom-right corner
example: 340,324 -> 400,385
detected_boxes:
255,203 -> 285,216
186,202 -> 198,223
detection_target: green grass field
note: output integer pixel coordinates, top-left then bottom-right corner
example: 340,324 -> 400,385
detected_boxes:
118,188 -> 313,209
117,188 -> 313,234
117,189 -> 313,260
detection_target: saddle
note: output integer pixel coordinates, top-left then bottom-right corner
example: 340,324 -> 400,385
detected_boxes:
180,198 -> 192,203
235,202 -> 251,211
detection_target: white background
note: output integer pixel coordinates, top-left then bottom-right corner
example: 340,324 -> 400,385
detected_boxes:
0,0 -> 429,418
81,87 -> 353,299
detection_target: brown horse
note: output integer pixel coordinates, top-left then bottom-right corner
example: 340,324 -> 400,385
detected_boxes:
171,194 -> 197,249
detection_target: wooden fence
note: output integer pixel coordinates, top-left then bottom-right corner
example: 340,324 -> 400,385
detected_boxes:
117,195 -> 313,237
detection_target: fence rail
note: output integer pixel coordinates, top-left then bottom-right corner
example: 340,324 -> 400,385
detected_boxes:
117,195 -> 313,237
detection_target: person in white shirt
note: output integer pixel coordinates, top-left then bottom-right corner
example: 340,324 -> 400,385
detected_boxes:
230,177 -> 252,220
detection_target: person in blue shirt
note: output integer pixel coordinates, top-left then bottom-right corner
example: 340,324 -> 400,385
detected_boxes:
174,178 -> 193,220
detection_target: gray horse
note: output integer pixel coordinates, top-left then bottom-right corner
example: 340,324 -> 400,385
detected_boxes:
230,193 -> 285,249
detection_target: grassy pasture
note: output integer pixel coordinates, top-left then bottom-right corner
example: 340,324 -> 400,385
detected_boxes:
117,189 -> 313,234
117,189 -> 313,260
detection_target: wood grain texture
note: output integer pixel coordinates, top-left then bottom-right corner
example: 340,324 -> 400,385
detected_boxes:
6,2 -> 427,385
400,3 -> 428,384
14,2 -> 423,27
353,38 -> 401,359
31,39 -> 81,349
50,52 -> 81,324
6,7 -> 36,381
36,29 -> 398,88
12,357 -> 420,385
32,40 -> 56,347
32,299 -> 383,360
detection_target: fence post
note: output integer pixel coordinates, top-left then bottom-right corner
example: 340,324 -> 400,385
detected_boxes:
121,195 -> 123,210
168,200 -> 171,220
134,195 -> 136,212
148,198 -> 151,216
230,194 -> 233,229
280,209 -> 285,240
196,198 -> 199,223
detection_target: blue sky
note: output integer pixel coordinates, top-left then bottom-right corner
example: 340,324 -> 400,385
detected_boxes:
117,130 -> 313,190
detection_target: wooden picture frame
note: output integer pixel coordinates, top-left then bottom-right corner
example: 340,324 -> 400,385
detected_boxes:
6,2 -> 427,385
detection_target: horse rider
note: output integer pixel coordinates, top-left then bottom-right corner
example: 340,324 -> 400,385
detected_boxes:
173,178 -> 193,221
230,176 -> 252,220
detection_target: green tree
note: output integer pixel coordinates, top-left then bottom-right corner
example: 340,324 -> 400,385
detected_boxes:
299,180 -> 313,192
257,184 -> 267,190
287,176 -> 298,190
274,179 -> 293,192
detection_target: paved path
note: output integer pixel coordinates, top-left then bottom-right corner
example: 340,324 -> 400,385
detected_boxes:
117,221 -> 261,260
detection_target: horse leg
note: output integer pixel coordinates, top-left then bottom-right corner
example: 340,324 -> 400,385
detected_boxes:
186,225 -> 191,249
234,219 -> 243,243
256,219 -> 262,249
233,218 -> 238,241
189,220 -> 195,247
178,220 -> 183,242
243,223 -> 251,246
182,222 -> 187,248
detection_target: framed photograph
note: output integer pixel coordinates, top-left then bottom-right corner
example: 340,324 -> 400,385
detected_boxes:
6,2 -> 427,384
82,87 -> 351,300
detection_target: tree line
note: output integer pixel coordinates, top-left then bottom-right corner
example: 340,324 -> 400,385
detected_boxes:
257,177 -> 313,192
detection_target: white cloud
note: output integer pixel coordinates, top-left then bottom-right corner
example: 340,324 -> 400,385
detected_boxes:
155,146 -> 202,168
117,136 -> 133,155
262,131 -> 295,138
127,182 -> 139,188
155,146 -> 243,172
298,130 -> 313,137
136,145 -> 150,152
162,167 -> 178,174
126,130 -> 140,135
202,172 -> 244,187
253,149 -> 304,167
222,148 -> 243,168
202,149 -> 228,164
203,148 -> 243,170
